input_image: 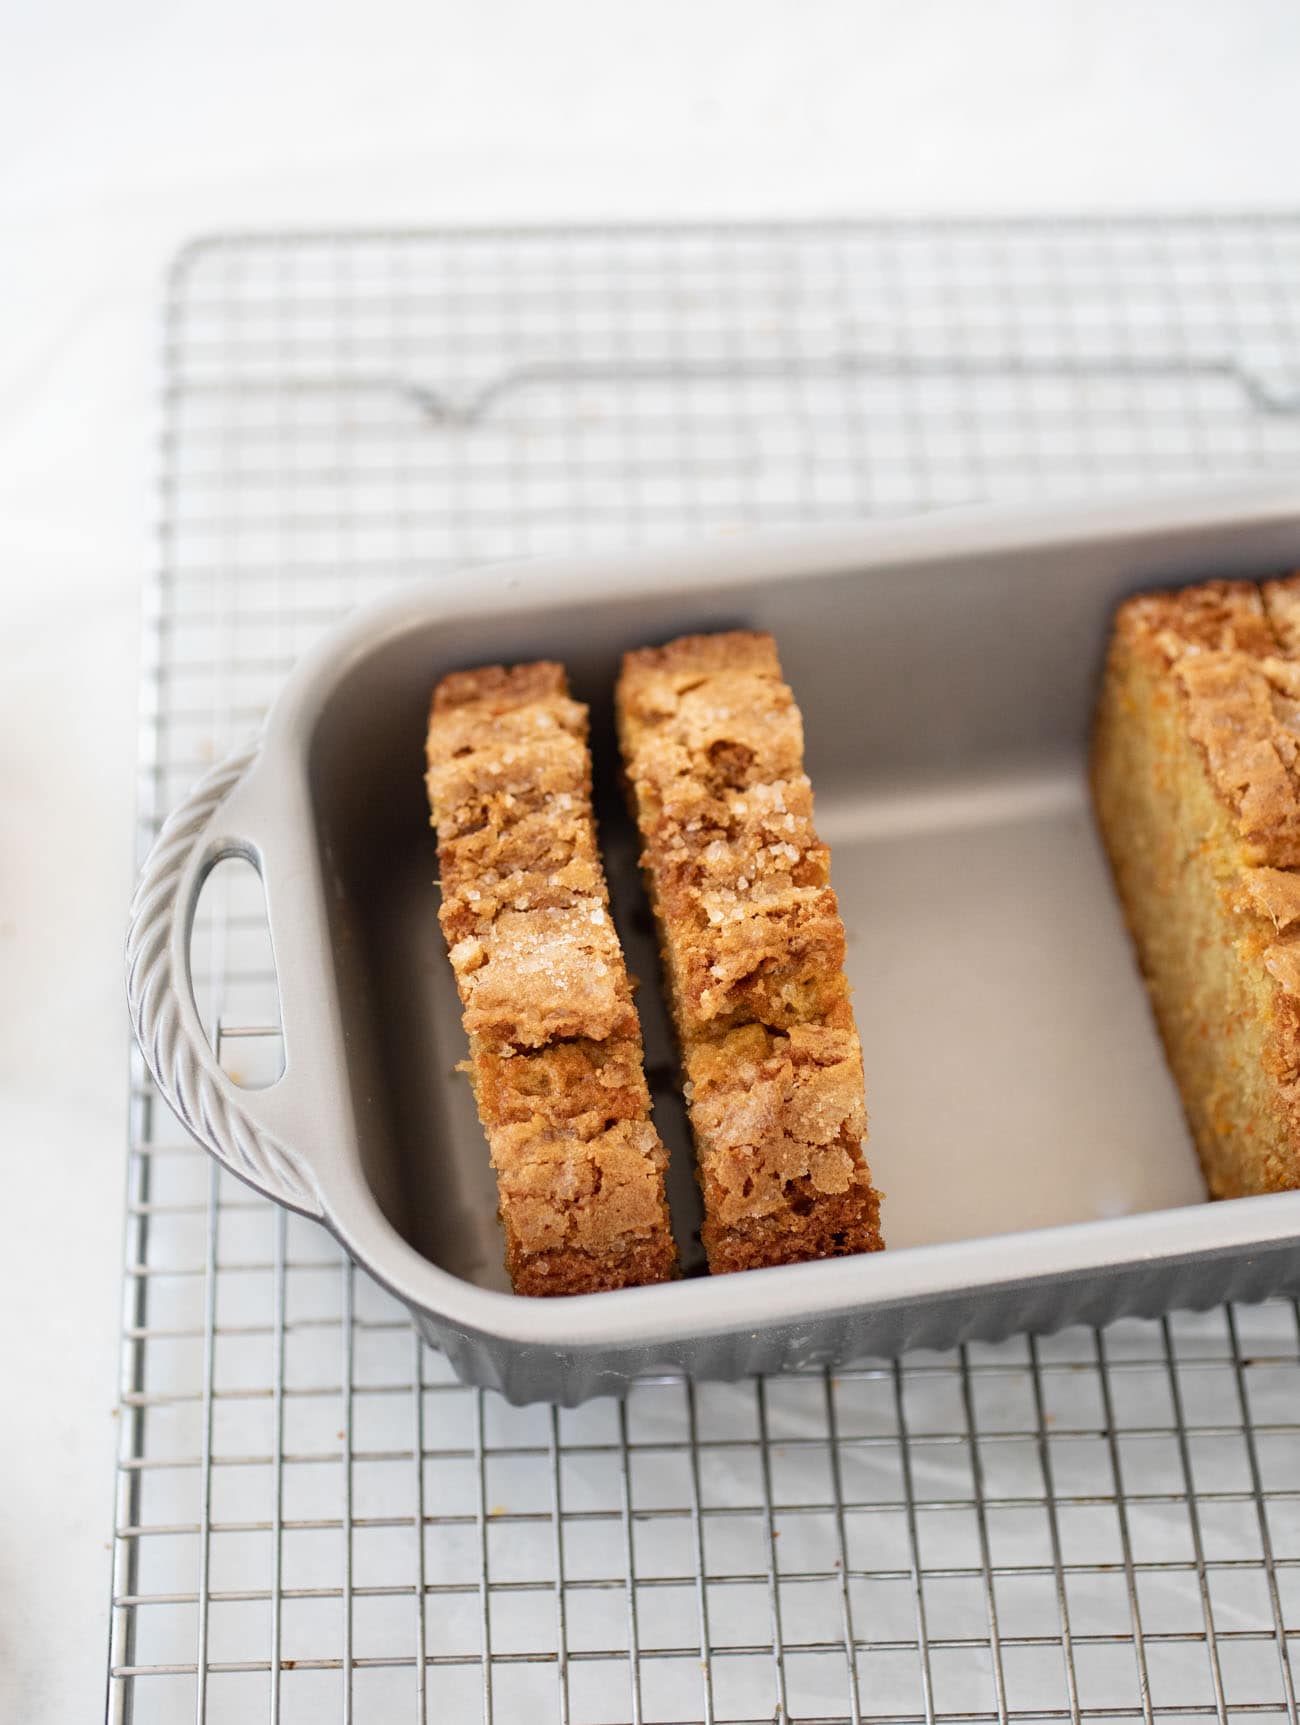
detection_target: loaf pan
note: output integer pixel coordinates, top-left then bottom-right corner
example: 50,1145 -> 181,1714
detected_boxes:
127,486 -> 1300,1404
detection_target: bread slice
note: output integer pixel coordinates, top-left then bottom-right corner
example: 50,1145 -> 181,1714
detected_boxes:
1091,575 -> 1300,1197
426,662 -> 676,1294
616,630 -> 882,1272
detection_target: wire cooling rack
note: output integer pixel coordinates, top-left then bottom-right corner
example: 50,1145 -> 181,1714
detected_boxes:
110,219 -> 1300,1725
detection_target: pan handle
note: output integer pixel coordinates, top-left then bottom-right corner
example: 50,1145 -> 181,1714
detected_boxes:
126,739 -> 324,1218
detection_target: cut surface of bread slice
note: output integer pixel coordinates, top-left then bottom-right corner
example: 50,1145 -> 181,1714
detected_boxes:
616,630 -> 882,1272
426,661 -> 677,1294
1091,575 -> 1300,1198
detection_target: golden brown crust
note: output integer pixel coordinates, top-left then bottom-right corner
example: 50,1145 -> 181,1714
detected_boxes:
1115,580 -> 1300,867
427,661 -> 676,1295
507,1231 -> 681,1297
1093,574 -> 1300,1197
617,630 -> 846,1034
428,666 -> 633,1048
1115,579 -> 1279,660
617,629 -> 882,1272
432,660 -> 570,713
1262,575 -> 1300,655
703,1178 -> 883,1275
1239,867 -> 1300,933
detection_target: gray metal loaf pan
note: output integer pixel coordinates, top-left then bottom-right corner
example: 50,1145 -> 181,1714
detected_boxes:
127,487 -> 1300,1404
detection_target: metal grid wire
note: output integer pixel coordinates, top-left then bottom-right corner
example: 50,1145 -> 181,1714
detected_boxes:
111,218 -> 1300,1725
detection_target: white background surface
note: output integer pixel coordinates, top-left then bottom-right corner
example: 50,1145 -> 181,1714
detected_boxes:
2,3 -> 1298,1719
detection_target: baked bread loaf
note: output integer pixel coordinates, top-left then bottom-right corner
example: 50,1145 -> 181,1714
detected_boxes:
1092,575 -> 1300,1198
616,630 -> 882,1272
426,662 -> 677,1294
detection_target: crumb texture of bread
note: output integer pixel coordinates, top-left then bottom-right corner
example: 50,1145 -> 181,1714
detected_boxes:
617,630 -> 882,1272
427,661 -> 676,1295
1091,574 -> 1300,1198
